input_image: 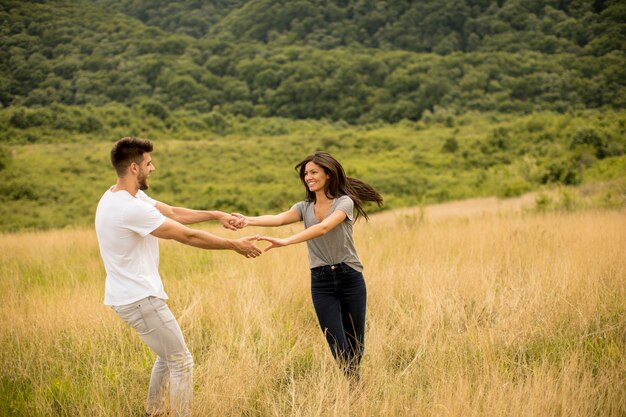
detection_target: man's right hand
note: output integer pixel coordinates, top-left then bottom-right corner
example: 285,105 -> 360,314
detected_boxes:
232,235 -> 262,258
229,213 -> 249,228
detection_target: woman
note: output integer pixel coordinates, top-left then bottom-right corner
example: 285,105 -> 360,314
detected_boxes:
234,152 -> 382,378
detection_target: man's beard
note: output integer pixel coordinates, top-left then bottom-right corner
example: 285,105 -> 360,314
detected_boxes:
138,170 -> 149,190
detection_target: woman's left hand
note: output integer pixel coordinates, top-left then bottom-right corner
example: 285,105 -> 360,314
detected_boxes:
257,236 -> 289,252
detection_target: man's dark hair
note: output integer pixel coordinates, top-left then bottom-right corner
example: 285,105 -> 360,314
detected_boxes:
110,137 -> 153,176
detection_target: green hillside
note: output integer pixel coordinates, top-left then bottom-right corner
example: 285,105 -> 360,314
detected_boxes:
0,0 -> 625,231
89,0 -> 248,38
1,0 -> 624,121
209,0 -> 625,54
90,0 -> 625,55
1,109 -> 624,231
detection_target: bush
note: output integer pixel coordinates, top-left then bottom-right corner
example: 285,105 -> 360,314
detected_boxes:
9,110 -> 29,129
570,128 -> 608,159
9,108 -> 53,129
0,179 -> 38,201
78,114 -> 103,133
534,193 -> 553,212
541,159 -> 581,185
442,137 -> 459,153
559,189 -> 579,211
202,111 -> 231,134
141,100 -> 169,120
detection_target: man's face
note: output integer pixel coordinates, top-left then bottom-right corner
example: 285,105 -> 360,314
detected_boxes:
135,153 -> 155,191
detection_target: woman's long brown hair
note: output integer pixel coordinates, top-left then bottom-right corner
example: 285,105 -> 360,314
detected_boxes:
295,152 -> 383,221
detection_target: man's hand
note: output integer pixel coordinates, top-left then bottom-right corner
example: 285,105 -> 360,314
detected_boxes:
218,212 -> 246,231
229,213 -> 249,229
232,235 -> 263,258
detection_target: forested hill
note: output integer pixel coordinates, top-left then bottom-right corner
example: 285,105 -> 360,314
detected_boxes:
89,0 -> 248,38
209,0 -> 625,55
91,0 -> 624,55
1,0 -> 625,125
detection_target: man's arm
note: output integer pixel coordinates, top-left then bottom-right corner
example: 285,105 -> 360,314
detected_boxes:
151,218 -> 262,258
155,202 -> 240,230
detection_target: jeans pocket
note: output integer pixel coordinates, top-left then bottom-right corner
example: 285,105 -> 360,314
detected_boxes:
311,268 -> 323,280
339,269 -> 366,292
341,264 -> 362,278
151,298 -> 177,325
112,304 -> 131,314
114,304 -> 150,334
311,269 -> 331,292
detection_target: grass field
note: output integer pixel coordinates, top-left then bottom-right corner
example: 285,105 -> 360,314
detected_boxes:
0,196 -> 624,416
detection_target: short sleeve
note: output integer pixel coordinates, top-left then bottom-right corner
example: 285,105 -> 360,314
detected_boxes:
124,200 -> 166,237
290,201 -> 305,220
335,196 -> 354,221
136,190 -> 157,206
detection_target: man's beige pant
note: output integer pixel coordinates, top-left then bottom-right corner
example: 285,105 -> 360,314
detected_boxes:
113,296 -> 193,417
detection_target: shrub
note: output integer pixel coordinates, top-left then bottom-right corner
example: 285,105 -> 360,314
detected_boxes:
9,110 -> 29,129
442,137 -> 459,153
202,111 -> 231,134
78,115 -> 103,133
9,109 -> 52,129
534,193 -> 553,212
141,100 -> 169,120
542,159 -> 581,185
570,128 -> 608,159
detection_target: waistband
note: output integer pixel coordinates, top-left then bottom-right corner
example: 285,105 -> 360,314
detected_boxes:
311,263 -> 346,272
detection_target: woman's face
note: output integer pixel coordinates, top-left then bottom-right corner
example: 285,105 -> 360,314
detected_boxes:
303,161 -> 330,193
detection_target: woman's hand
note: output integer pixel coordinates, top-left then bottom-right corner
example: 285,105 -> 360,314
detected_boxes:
216,213 -> 243,230
257,236 -> 290,252
229,213 -> 249,229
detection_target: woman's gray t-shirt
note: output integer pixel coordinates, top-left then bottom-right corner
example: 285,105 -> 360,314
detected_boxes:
291,195 -> 363,272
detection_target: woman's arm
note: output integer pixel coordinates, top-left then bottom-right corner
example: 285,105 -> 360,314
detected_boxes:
233,209 -> 301,227
257,210 -> 347,251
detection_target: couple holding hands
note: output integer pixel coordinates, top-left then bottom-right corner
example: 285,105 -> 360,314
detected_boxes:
95,137 -> 382,417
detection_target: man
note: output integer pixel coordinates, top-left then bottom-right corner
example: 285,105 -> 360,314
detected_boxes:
95,137 -> 261,417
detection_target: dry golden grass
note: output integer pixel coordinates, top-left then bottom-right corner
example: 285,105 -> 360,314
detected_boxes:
0,198 -> 624,416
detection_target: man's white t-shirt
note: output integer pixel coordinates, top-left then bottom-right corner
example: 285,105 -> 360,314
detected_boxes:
95,187 -> 167,306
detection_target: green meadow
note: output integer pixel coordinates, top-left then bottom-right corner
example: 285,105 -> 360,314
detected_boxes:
1,108 -> 625,232
1,194 -> 624,416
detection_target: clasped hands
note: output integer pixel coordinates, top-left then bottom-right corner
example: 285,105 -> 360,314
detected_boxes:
220,213 -> 286,258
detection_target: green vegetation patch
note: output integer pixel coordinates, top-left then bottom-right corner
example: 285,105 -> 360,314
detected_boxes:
0,109 -> 624,232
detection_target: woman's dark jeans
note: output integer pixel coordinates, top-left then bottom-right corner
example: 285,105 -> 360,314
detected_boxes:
311,263 -> 367,377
